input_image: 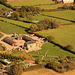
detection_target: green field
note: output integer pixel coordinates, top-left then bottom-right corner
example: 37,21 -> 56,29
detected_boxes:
0,17 -> 31,28
35,4 -> 63,9
0,33 -> 3,38
0,21 -> 28,34
34,14 -> 72,24
35,4 -> 73,9
36,25 -> 75,51
42,10 -> 75,22
0,45 -> 4,51
0,4 -> 12,10
8,0 -> 54,6
29,43 -> 75,60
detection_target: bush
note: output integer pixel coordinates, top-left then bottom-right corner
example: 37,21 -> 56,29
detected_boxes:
46,36 -> 54,42
65,45 -> 73,50
62,4 -> 69,9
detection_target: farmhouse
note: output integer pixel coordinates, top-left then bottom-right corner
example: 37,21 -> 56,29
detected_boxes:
57,0 -> 74,3
3,38 -> 16,46
63,0 -> 74,3
5,10 -> 13,17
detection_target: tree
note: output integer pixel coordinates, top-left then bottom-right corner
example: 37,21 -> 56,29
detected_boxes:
1,8 -> 7,11
46,36 -> 54,42
0,62 -> 3,68
9,63 -> 23,75
10,12 -> 19,20
37,23 -> 45,30
0,0 -> 7,3
65,45 -> 73,50
26,15 -> 34,21
72,5 -> 75,10
62,4 -> 69,9
52,19 -> 61,28
29,24 -> 38,32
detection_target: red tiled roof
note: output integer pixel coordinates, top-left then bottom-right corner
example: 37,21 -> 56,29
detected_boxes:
24,60 -> 35,64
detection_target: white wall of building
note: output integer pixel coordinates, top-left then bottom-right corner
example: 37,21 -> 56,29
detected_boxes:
63,0 -> 74,3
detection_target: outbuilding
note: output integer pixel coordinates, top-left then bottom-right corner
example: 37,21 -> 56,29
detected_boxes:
3,38 -> 16,46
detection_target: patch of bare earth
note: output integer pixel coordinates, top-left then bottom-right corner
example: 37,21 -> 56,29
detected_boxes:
21,68 -> 75,75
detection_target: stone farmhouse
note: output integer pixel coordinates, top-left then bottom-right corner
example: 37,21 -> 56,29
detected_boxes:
63,0 -> 74,3
58,0 -> 74,3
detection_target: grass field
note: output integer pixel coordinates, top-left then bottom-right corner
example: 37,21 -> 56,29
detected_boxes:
0,4 -> 12,10
8,0 -> 54,6
0,45 -> 5,51
0,21 -> 28,34
29,43 -> 75,61
0,17 -> 31,28
0,46 -> 4,51
0,33 -> 3,38
36,25 -> 75,51
35,4 -> 63,9
35,4 -> 73,9
34,14 -> 72,24
42,10 -> 75,22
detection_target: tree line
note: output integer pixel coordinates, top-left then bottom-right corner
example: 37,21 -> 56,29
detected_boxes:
29,18 -> 61,32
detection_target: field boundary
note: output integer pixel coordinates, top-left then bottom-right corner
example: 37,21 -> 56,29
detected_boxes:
34,33 -> 75,54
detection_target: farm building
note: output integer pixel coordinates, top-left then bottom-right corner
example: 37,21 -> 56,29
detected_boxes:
63,0 -> 74,3
57,0 -> 74,3
5,10 -> 13,17
15,35 -> 43,51
3,38 -> 16,46
24,41 -> 37,50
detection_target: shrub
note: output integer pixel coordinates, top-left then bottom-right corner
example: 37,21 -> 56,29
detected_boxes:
62,4 -> 69,9
46,35 -> 54,42
65,45 -> 73,50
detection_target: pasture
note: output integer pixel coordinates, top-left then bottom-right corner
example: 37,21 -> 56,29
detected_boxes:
36,25 -> 75,51
0,4 -> 12,10
0,17 -> 31,28
8,0 -> 54,6
0,45 -> 4,51
42,10 -> 75,22
29,43 -> 75,61
35,4 -> 63,10
34,14 -> 72,24
0,21 -> 28,34
35,4 -> 73,10
0,33 -> 3,38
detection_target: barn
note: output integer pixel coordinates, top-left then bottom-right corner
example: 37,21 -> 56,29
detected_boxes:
3,38 -> 16,46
